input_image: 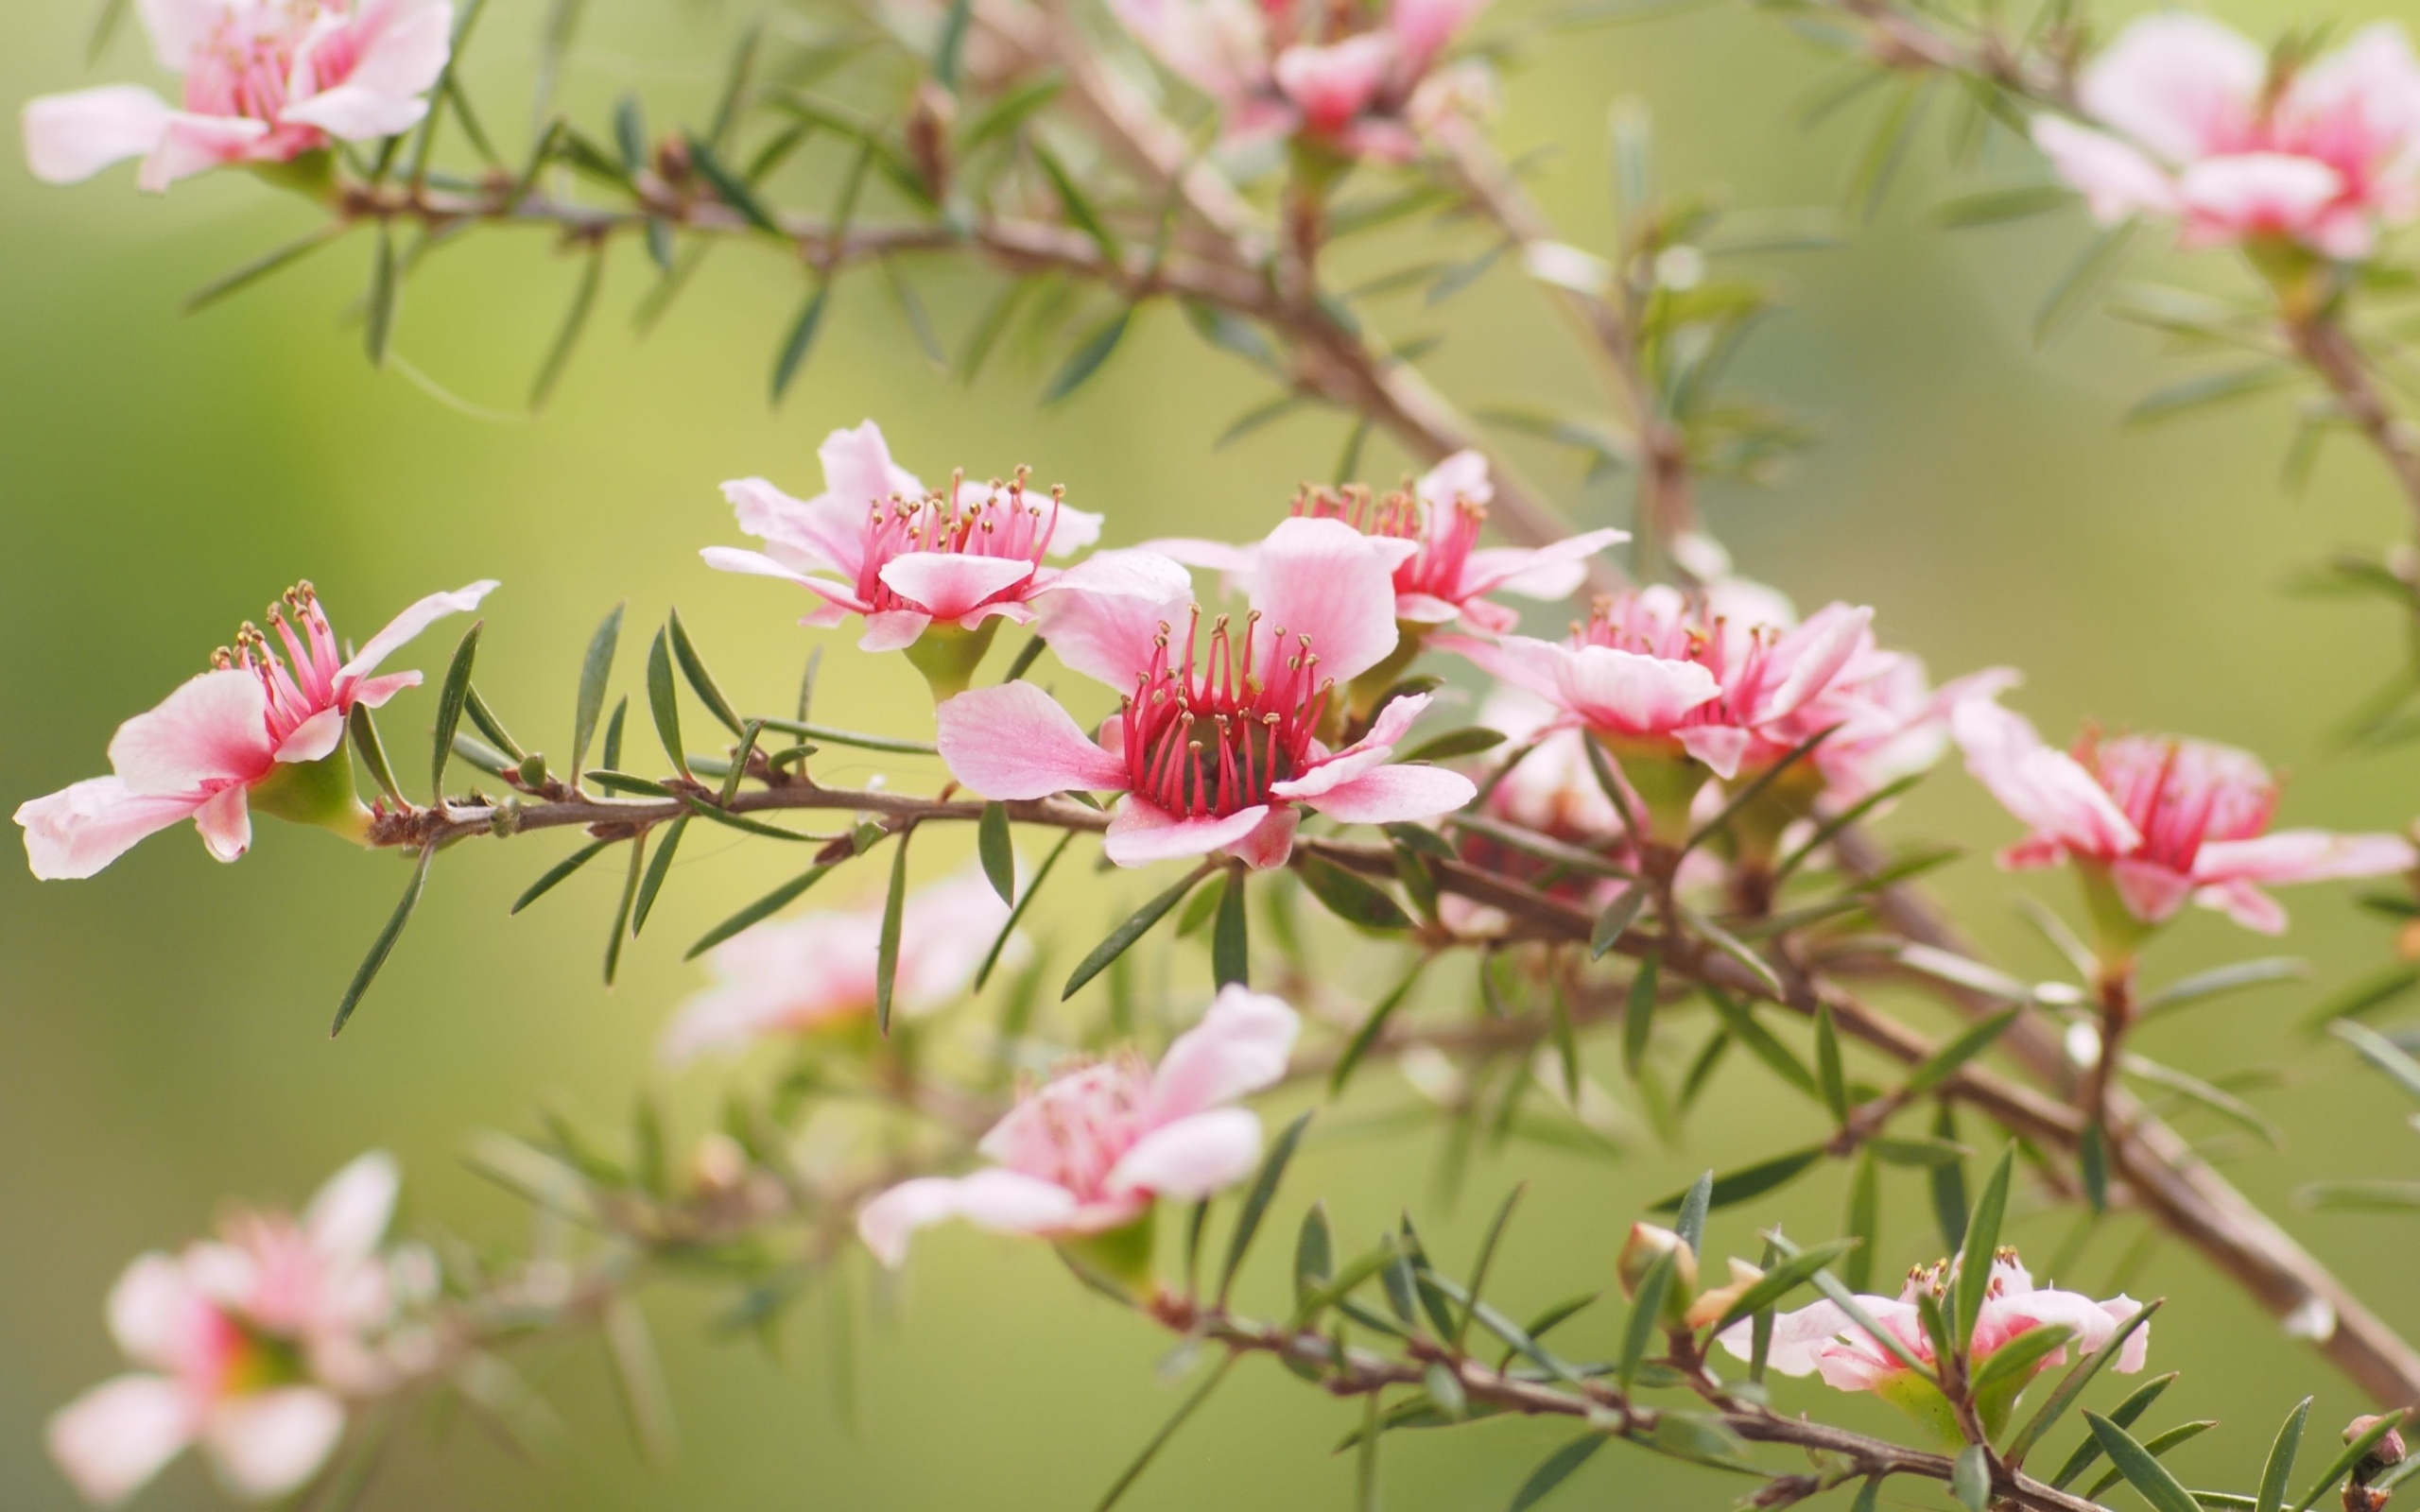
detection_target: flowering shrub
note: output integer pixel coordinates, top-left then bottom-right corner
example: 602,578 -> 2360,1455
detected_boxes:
26,0 -> 2420,1507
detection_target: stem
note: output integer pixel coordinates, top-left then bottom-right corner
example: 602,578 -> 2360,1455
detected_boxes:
2287,310 -> 2420,534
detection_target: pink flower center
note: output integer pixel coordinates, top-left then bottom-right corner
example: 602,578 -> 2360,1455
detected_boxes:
1120,609 -> 1331,820
1004,1058 -> 1153,1202
184,3 -> 354,125
216,581 -> 348,751
2083,733 -> 2276,872
1571,592 -> 1789,735
851,474 -> 1064,615
1296,484 -> 1482,607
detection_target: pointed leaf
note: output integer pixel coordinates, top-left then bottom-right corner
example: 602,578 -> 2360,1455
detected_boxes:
1093,1356 -> 1237,1512
2290,1410 -> 2407,1512
512,839 -> 614,915
1044,310 -> 1132,404
365,224 -> 399,367
1591,885 -> 1650,961
667,607 -> 745,736
1955,1144 -> 2014,1351
1213,868 -> 1249,988
348,703 -> 404,805
645,627 -> 686,776
875,825 -> 912,1034
1218,1110 -> 1314,1305
685,862 -> 835,959
2049,1372 -> 2175,1487
429,621 -> 483,799
1674,1169 -> 1714,1253
530,241 -> 606,410
1331,956 -> 1431,1094
1299,854 -> 1413,931
1066,864 -> 1215,1000
2007,1302 -> 2163,1468
2036,221 -> 2138,347
631,816 -> 687,935
771,282 -> 831,401
2137,957 -> 2310,1019
1902,1007 -> 2023,1096
1623,951 -> 1660,1075
2256,1397 -> 2314,1512
1816,1002 -> 1849,1123
2086,1421 -> 2219,1505
1509,1435 -> 1604,1511
1953,1444 -> 1992,1512
1843,1148 -> 1879,1292
1970,1323 -> 2074,1399
978,801 -> 1016,905
1654,1147 -> 1824,1212
330,846 -> 435,1036
1617,1246 -> 1677,1391
977,831 -> 1072,990
604,832 -> 646,985
1707,1237 -> 1860,1334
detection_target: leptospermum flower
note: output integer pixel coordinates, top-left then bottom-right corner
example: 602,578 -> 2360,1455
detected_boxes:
856,986 -> 1299,1280
48,1153 -> 412,1506
15,580 -> 495,879
935,525 -> 1478,868
1952,696 -> 2416,946
1436,586 -> 1874,842
701,420 -> 1154,696
23,0 -> 453,194
1717,1250 -> 2149,1444
661,868 -> 1020,1064
2031,17 -> 2420,259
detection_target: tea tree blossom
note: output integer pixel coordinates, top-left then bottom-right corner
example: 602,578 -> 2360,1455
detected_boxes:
857,986 -> 1299,1271
1953,697 -> 2415,942
1718,1249 -> 2150,1442
48,1153 -> 414,1506
2032,16 -> 2420,258
15,580 -> 495,879
661,868 -> 1019,1063
934,525 -> 1477,868
24,0 -> 454,194
702,420 -> 1147,696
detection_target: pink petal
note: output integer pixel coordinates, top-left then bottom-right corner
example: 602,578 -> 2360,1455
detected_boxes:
2198,879 -> 2289,935
22,86 -> 174,184
194,785 -> 252,863
817,420 -> 924,515
2080,14 -> 2265,163
201,1387 -> 346,1500
1273,35 -> 1393,133
275,707 -> 348,765
137,0 -> 229,71
1678,726 -> 1752,781
1108,1108 -> 1266,1199
1101,799 -> 1272,867
1246,517 -> 1405,684
107,1253 -> 199,1368
1275,692 -> 1432,800
277,83 -> 429,139
1556,645 -> 1722,736
1432,632 -> 1570,704
857,610 -> 934,653
2177,153 -> 2345,239
2109,859 -> 2194,925
1951,699 -> 2141,859
1033,549 -> 1194,691
936,682 -> 1127,799
1459,529 -> 1630,601
699,545 -> 869,612
349,671 -> 420,710
282,0 -> 449,139
1414,449 -> 1495,507
1148,984 -> 1302,1119
1140,537 -> 1259,575
336,580 -> 497,686
304,1152 -> 399,1263
1305,763 -> 1477,825
108,670 -> 273,795
1044,504 -> 1105,558
2105,1297 -> 2152,1371
16,778 -> 205,880
138,113 -> 270,192
1758,603 -> 1876,723
2031,117 -> 2181,223
877,552 -> 1036,620
721,477 -> 865,576
47,1375 -> 196,1506
2195,830 -> 2417,885
1396,593 -> 1463,625
856,1171 -> 1080,1266
1229,805 -> 1301,869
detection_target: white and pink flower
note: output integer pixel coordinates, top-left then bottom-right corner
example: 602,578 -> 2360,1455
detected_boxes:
661,868 -> 1020,1064
1954,696 -> 2415,936
935,525 -> 1477,868
24,0 -> 454,193
16,579 -> 494,879
2031,16 -> 2420,257
1150,453 -> 1626,635
1717,1250 -> 2147,1436
857,985 -> 1299,1264
48,1153 -> 412,1506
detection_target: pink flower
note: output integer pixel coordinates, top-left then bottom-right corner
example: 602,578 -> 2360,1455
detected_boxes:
857,986 -> 1299,1264
1150,453 -> 1625,635
661,868 -> 1020,1063
1717,1250 -> 2148,1435
1438,586 -> 1874,782
1773,622 -> 2018,807
16,579 -> 495,879
1954,696 -> 2415,935
23,0 -> 453,193
936,526 -> 1478,868
2031,17 -> 2420,257
48,1154 -> 409,1506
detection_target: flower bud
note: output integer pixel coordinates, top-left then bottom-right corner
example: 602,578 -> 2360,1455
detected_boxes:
1683,1257 -> 1767,1332
1617,1223 -> 1699,1322
2349,1416 -> 2408,1479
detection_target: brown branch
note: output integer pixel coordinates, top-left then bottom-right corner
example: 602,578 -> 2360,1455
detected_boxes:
2289,312 -> 2420,533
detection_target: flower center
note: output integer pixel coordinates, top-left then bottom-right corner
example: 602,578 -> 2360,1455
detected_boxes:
855,471 -> 1063,613
1120,609 -> 1330,819
1295,484 -> 1485,605
1014,1059 -> 1152,1201
185,3 -> 349,124
2085,734 -> 2276,872
215,581 -> 345,749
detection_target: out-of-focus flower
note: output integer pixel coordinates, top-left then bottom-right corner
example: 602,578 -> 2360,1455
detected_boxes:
48,1153 -> 414,1506
16,580 -> 494,879
936,526 -> 1476,868
856,986 -> 1300,1267
1953,696 -> 2415,939
2031,16 -> 2420,257
704,421 -> 1159,695
1440,687 -> 1635,933
24,0 -> 453,193
1109,0 -> 1492,161
661,868 -> 1019,1063
1717,1249 -> 2149,1442
1150,453 -> 1625,638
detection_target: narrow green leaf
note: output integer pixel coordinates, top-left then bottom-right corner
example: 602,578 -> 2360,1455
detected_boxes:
2007,1304 -> 2162,1469
601,1297 -> 677,1464
978,801 -> 1016,904
1293,1201 -> 1335,1303
365,224 -> 399,367
998,634 -> 1049,685
1902,1007 -> 2023,1096
1955,1144 -> 2014,1351
2125,365 -> 2294,428
2036,221 -> 2138,347
1843,1149 -> 1879,1293
1093,1355 -> 1237,1512
1399,727 -> 1506,765
2086,1421 -> 2220,1505
1816,1003 -> 1849,1123
1674,1169 -> 1714,1253
1065,864 -> 1215,1000
1785,1243 -> 1931,1378
684,133 -> 784,234
959,78 -> 1063,155
1932,182 -> 2076,228
1970,1324 -> 2074,1399
512,840 -> 614,915
1212,868 -> 1249,988
2332,1020 -> 2420,1101
2080,1123 -> 2109,1212
1773,773 -> 1922,883
1953,1444 -> 1992,1512
1623,951 -> 1660,1076
874,826 -> 912,1034
645,627 -> 686,776
1044,310 -> 1132,404
1033,144 -> 1121,261
601,696 -> 627,770
666,607 -> 744,737
2290,1409 -> 2407,1512
2120,1056 -> 2283,1147
771,282 -> 831,402
2256,1397 -> 2314,1512
428,621 -> 482,800
685,862 -> 834,959
931,0 -> 973,84
2137,958 -> 2310,1019
530,241 -> 606,410
185,224 -> 352,316
571,604 -> 623,784
1591,885 -> 1650,961
1654,1147 -> 1825,1212
329,846 -> 435,1036
1706,1237 -> 1860,1334
585,768 -> 671,795
1508,1435 -> 1604,1511
631,816 -> 687,935
1330,956 -> 1431,1094
1685,727 -> 1836,855
1702,989 -> 1818,1098
1218,1110 -> 1314,1305
1617,1246 -> 1677,1391
348,703 -> 404,805
977,831 -> 1072,990
1684,906 -> 1782,994
2302,964 -> 2420,1032
1455,1185 -> 1525,1350
604,832 -> 646,985
1928,1103 -> 1969,1251
753,717 -> 937,756
1298,854 -> 1413,931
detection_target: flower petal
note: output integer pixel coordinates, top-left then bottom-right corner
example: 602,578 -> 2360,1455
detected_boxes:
2195,830 -> 2417,885
22,86 -> 174,184
305,1152 -> 400,1263
194,784 -> 252,863
2079,13 -> 2266,164
107,1253 -> 199,1368
1109,1108 -> 1266,1199
1951,698 -> 2141,859
1300,762 -> 1477,825
16,778 -> 206,880
817,420 -> 924,514
1033,549 -> 1194,691
1137,537 -> 1258,575
1246,516 -> 1404,684
1149,984 -> 1301,1118
856,1170 -> 1080,1266
47,1375 -> 196,1507
1101,799 -> 1272,867
722,477 -> 865,576
1555,645 -> 1722,736
108,670 -> 272,795
335,580 -> 497,686
2031,117 -> 2181,223
1273,691 -> 1431,799
857,610 -> 935,653
201,1387 -> 346,1501
937,682 -> 1128,799
274,706 -> 348,765
877,552 -> 1036,620
138,112 -> 269,192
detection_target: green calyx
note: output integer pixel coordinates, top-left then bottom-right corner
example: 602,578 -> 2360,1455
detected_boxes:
1872,1368 -> 1967,1448
1596,736 -> 1711,847
248,742 -> 372,843
903,619 -> 1003,701
1057,1209 -> 1158,1300
1344,626 -> 1431,723
248,150 -> 339,206
2076,863 -> 2156,974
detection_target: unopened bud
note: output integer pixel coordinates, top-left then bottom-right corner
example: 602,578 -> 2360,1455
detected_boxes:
2350,1416 -> 2408,1479
691,1132 -> 750,1194
517,751 -> 548,788
655,137 -> 692,186
906,81 -> 956,201
1684,1257 -> 1767,1332
1617,1222 -> 1699,1322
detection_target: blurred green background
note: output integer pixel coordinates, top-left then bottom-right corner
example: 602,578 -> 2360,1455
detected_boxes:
6,0 -> 2418,1507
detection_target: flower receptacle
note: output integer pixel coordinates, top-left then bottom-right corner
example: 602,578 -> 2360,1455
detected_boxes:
249,744 -> 372,843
